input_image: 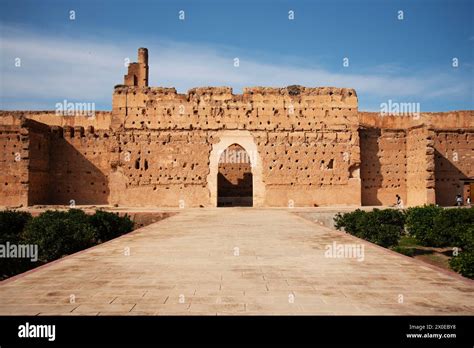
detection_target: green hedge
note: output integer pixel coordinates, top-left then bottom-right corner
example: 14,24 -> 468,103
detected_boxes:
433,208 -> 474,249
0,209 -> 135,279
89,210 -> 134,243
0,210 -> 32,240
336,206 -> 474,279
334,209 -> 367,236
405,205 -> 444,246
0,210 -> 33,279
21,209 -> 135,262
406,206 -> 474,249
450,251 -> 474,279
22,209 -> 96,262
334,208 -> 405,248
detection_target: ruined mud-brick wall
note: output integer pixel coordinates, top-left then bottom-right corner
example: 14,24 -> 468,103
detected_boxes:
406,126 -> 435,206
46,126 -> 114,205
0,116 -> 115,207
110,85 -> 360,206
0,111 -> 112,130
359,111 -> 473,206
429,111 -> 474,205
0,112 -> 212,207
359,113 -> 433,206
0,112 -> 114,207
108,129 -> 211,206
0,117 -> 28,206
27,120 -> 52,205
1,97 -> 470,208
0,118 -> 52,206
359,127 -> 407,206
434,131 -> 474,205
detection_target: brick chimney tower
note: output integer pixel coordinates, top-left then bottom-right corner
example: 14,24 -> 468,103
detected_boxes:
124,47 -> 149,87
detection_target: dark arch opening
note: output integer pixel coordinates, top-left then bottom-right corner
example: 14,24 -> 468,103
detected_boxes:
217,144 -> 253,207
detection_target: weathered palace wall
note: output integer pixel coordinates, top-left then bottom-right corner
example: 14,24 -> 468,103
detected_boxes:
107,82 -> 360,207
0,119 -> 28,206
359,111 -> 474,207
0,48 -> 472,208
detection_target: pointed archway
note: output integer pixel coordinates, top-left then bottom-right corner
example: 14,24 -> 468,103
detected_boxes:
217,144 -> 253,206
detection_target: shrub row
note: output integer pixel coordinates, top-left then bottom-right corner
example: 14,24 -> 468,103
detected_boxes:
334,206 -> 474,279
450,251 -> 474,279
0,209 -> 134,279
405,206 -> 474,279
334,208 -> 405,248
405,206 -> 474,249
0,211 -> 34,279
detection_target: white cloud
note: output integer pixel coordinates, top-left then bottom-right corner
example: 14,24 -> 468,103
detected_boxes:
0,25 -> 471,110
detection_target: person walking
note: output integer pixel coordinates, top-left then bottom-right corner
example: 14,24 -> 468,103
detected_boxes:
395,194 -> 404,209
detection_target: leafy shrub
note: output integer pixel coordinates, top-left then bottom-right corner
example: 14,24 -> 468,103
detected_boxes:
0,210 -> 32,243
357,214 -> 404,248
346,205 -> 473,278
0,210 -> 33,279
334,208 -> 405,248
1,208 -> 136,280
454,224 -> 474,251
449,251 -> 474,279
88,210 -> 134,242
371,208 -> 406,229
21,209 -> 96,262
334,209 -> 367,236
433,208 -> 474,248
405,205 -> 444,246
406,206 -> 474,249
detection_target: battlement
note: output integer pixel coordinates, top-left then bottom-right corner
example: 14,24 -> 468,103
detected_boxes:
113,85 -> 357,99
359,110 -> 474,130
111,48 -> 360,130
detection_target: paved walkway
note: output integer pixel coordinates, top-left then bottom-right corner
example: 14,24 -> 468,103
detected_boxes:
0,208 -> 472,315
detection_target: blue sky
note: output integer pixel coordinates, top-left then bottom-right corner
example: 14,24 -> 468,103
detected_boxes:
0,0 -> 473,111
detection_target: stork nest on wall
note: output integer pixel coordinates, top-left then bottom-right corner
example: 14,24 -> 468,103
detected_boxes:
286,85 -> 302,96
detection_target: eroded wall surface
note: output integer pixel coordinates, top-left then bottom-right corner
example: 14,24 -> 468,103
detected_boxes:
406,126 -> 435,206
359,111 -> 473,207
434,130 -> 474,205
0,120 -> 28,206
109,85 -> 361,207
359,128 -> 407,206
47,126 -> 113,205
27,121 -> 52,205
